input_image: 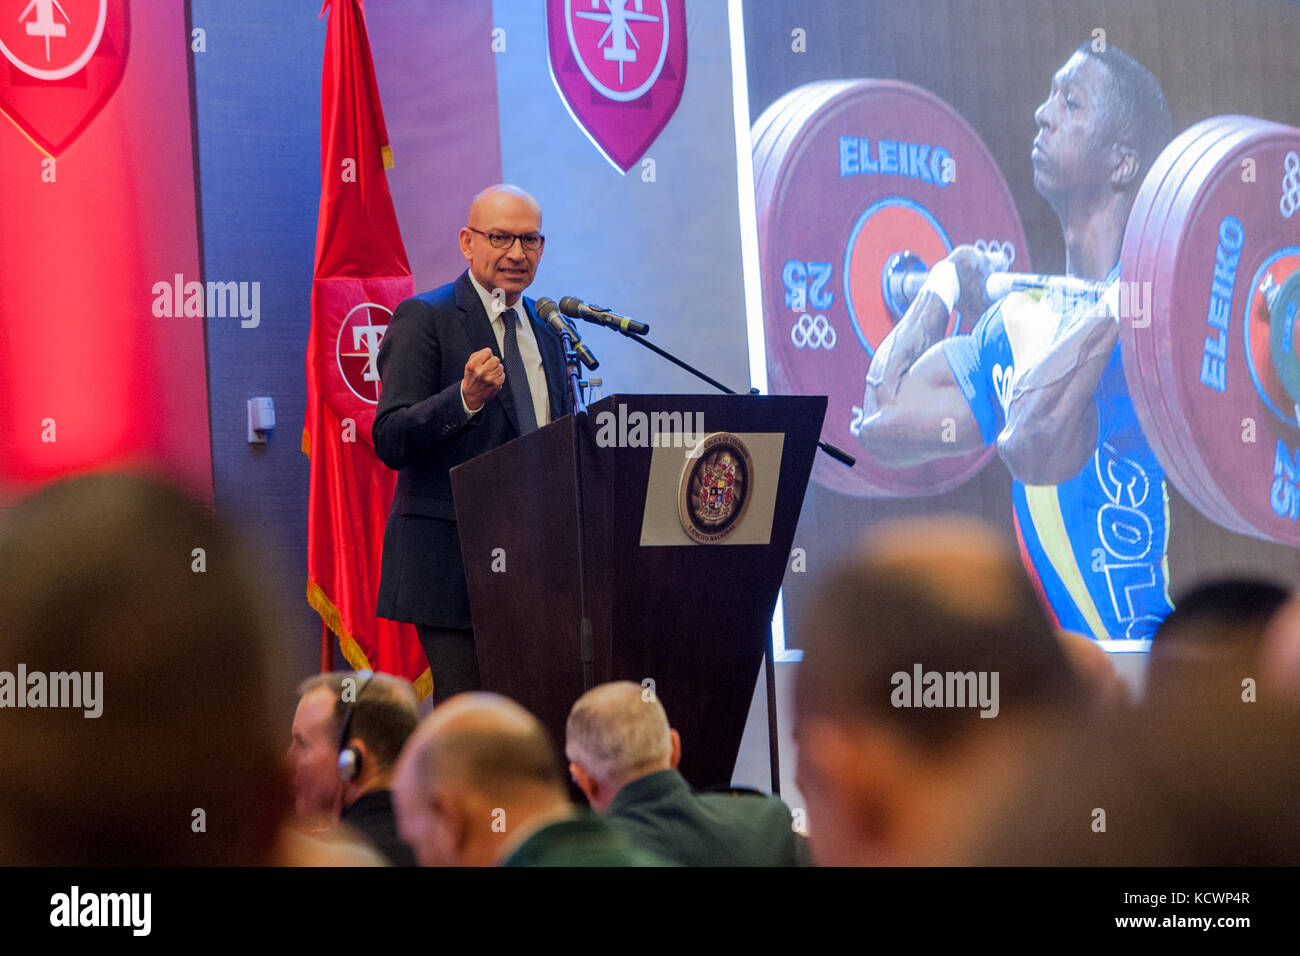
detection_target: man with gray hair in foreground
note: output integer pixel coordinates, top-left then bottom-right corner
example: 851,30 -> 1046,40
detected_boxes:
566,681 -> 809,866
392,693 -> 667,866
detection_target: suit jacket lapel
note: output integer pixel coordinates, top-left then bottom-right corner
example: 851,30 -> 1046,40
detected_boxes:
455,271 -> 520,436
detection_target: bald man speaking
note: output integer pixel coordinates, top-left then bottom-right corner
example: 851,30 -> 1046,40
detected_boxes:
373,185 -> 572,702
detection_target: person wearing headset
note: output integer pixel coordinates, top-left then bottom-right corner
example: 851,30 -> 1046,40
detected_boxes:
288,670 -> 420,866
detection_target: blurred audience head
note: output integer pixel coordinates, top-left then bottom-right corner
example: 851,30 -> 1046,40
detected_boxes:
977,695 -> 1300,865
1057,630 -> 1128,712
1146,577 -> 1291,702
0,471 -> 291,865
288,670 -> 418,827
1260,597 -> 1300,701
393,692 -> 569,866
565,680 -> 682,812
795,516 -> 1080,866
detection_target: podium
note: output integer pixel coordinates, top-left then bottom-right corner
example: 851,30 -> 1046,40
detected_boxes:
450,394 -> 826,789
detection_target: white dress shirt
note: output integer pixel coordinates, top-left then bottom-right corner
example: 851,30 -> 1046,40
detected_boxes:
462,272 -> 552,428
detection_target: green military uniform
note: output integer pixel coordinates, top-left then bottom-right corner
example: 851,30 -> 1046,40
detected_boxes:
500,811 -> 673,867
606,769 -> 811,866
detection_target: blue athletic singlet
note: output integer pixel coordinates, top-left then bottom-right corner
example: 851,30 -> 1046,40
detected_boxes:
941,269 -> 1173,648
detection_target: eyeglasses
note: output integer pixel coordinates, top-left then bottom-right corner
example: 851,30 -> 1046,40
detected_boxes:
467,227 -> 545,251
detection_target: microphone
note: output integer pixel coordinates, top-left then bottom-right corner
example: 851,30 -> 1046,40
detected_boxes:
535,298 -> 599,370
559,296 -> 650,336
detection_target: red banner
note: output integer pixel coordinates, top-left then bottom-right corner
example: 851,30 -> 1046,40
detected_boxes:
0,0 -> 211,503
306,0 -> 427,695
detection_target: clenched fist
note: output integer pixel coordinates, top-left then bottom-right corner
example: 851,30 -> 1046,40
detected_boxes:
946,244 -> 1002,320
462,347 -> 505,411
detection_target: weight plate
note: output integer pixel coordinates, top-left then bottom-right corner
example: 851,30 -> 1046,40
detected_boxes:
1122,117 -> 1252,530
1146,118 -> 1288,536
752,84 -> 825,200
753,80 -> 1030,496
1143,117 -> 1300,544
1250,257 -> 1300,419
1151,118 -> 1276,534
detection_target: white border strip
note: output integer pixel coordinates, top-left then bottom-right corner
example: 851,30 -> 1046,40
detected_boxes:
727,0 -> 768,395
771,589 -> 802,662
1096,640 -> 1153,654
728,0 -> 796,662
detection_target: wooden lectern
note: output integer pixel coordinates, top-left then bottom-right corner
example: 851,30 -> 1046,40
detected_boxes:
450,394 -> 825,789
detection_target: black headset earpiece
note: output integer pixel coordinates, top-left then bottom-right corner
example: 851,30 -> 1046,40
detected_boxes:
337,670 -> 375,784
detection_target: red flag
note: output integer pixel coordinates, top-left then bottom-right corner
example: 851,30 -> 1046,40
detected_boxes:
305,0 -> 429,696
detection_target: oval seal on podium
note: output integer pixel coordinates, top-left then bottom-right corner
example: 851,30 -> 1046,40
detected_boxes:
678,433 -> 754,544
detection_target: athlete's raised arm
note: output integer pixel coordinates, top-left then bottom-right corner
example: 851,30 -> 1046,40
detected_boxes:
858,247 -> 999,467
996,295 -> 1117,484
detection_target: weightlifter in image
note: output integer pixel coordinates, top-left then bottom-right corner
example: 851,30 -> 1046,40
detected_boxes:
859,43 -> 1175,645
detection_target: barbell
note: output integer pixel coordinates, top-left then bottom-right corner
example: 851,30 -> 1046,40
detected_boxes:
883,256 -> 1108,318
753,79 -> 1300,546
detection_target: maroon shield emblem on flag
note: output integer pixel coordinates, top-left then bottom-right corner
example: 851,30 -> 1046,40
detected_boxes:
0,0 -> 130,156
546,0 -> 687,173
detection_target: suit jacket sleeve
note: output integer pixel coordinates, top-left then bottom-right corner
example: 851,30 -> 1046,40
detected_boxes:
372,296 -> 479,470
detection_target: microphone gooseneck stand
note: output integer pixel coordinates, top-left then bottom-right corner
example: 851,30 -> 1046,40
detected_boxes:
557,324 -> 596,693
594,320 -> 857,797
606,325 -> 857,467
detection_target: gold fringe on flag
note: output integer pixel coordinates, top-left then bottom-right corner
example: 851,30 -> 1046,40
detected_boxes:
307,579 -> 433,700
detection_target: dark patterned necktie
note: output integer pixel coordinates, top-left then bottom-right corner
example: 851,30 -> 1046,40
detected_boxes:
501,307 -> 538,435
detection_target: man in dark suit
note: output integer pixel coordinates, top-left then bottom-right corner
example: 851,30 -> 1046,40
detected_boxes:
565,681 -> 811,866
373,185 -> 571,702
392,693 -> 668,866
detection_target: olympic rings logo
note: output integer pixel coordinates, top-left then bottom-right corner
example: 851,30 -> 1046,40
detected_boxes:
791,313 -> 837,349
974,239 -> 1016,269
1281,152 -> 1300,219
